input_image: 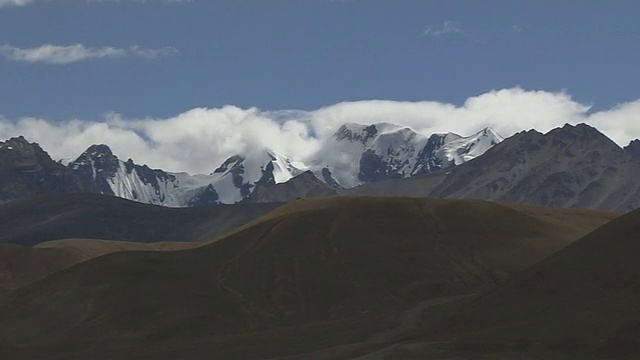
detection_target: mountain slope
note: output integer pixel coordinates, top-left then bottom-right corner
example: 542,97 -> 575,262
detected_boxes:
352,123 -> 640,211
384,204 -> 640,359
0,192 -> 282,246
0,197 -> 617,359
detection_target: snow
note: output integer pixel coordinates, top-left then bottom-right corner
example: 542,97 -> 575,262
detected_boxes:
211,173 -> 243,204
441,127 -> 504,165
107,162 -> 175,206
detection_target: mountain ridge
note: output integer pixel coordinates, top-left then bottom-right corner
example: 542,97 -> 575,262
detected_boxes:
350,123 -> 640,211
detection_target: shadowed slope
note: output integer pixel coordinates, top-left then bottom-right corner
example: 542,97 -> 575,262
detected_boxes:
0,197 -> 618,359
0,192 -> 282,246
371,207 -> 640,359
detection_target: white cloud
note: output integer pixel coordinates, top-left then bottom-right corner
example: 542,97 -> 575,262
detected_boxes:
129,45 -> 179,58
423,20 -> 465,37
0,44 -> 178,64
1,88 -> 639,174
0,0 -> 31,7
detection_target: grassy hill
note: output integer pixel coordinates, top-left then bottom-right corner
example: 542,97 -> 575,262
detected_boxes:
0,239 -> 201,291
0,192 -> 282,246
364,205 -> 640,359
0,197 -> 618,359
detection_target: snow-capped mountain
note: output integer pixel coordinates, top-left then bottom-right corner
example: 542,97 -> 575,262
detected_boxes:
63,123 -> 503,206
309,123 -> 503,188
70,145 -> 190,206
68,145 -> 307,207
208,151 -> 307,204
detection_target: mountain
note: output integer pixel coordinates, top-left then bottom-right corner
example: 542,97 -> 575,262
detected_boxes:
69,144 -> 219,207
0,192 -> 282,246
0,123 -> 502,207
352,123 -> 640,211
0,197 -> 617,359
309,123 -> 503,188
0,136 -> 82,203
391,203 -> 640,359
210,150 -> 307,203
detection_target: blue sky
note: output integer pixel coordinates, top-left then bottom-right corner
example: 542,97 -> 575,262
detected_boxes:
1,1 -> 638,120
0,1 -> 639,173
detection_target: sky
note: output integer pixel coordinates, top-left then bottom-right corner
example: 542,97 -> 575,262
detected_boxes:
0,1 -> 639,174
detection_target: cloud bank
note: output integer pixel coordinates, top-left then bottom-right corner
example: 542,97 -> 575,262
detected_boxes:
1,88 -> 639,174
0,44 -> 178,64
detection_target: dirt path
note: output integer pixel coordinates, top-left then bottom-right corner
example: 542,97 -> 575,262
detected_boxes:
365,294 -> 475,344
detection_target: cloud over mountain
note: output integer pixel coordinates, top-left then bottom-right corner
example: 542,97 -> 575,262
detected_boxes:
0,88 -> 638,174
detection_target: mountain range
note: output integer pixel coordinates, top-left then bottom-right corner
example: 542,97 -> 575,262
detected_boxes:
3,119 -> 640,359
352,123 -> 640,211
2,122 -> 640,211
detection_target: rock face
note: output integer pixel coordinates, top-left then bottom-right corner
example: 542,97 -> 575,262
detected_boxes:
247,171 -> 338,203
0,137 -> 82,202
352,124 -> 640,212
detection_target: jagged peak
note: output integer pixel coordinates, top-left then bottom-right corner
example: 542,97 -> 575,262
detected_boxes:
548,122 -> 613,142
6,135 -> 29,143
80,144 -> 115,158
212,154 -> 246,174
624,139 -> 640,159
475,127 -> 504,141
3,136 -> 42,148
334,122 -> 408,142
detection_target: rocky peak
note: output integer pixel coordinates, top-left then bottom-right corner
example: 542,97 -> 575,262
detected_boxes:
212,155 -> 245,174
71,144 -> 119,172
624,140 -> 640,160
0,136 -> 82,202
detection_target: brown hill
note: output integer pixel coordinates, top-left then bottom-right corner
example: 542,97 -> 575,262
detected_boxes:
0,197 -> 617,359
351,124 -> 640,212
0,239 -> 200,291
366,206 -> 640,359
0,192 -> 282,246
